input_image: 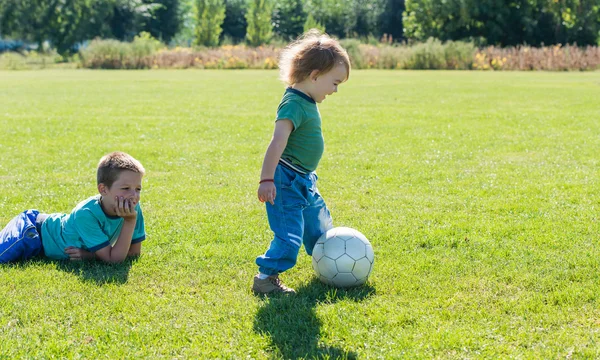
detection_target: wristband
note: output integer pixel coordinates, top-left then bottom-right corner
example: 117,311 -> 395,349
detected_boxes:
259,179 -> 274,184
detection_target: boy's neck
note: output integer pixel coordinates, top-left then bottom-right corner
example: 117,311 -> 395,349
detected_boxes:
99,196 -> 115,216
291,83 -> 314,101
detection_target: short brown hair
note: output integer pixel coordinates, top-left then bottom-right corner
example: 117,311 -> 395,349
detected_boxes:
278,29 -> 351,85
97,152 -> 145,188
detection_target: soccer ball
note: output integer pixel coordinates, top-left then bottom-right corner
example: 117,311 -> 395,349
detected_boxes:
312,227 -> 374,288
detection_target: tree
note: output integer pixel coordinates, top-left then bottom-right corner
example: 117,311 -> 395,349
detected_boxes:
194,0 -> 226,46
0,0 -> 114,54
143,0 -> 182,43
403,0 -> 600,46
0,0 -> 63,50
304,0 -> 385,39
222,0 -> 247,42
303,13 -> 325,33
109,0 -> 160,41
349,0 -> 383,37
272,0 -> 306,41
48,0 -> 116,54
170,0 -> 195,45
0,0 -> 15,38
549,0 -> 600,45
379,0 -> 404,41
245,0 -> 273,46
311,0 -> 354,38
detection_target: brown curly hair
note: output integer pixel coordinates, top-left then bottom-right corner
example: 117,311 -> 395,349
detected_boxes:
278,29 -> 351,86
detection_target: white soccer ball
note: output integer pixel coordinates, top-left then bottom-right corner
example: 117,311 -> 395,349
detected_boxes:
312,227 -> 374,288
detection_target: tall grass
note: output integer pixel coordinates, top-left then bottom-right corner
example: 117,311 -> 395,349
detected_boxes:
2,36 -> 600,71
474,44 -> 600,71
0,51 -> 75,70
79,32 -> 164,69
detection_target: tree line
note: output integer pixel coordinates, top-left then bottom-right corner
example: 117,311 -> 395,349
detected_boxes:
0,0 -> 598,55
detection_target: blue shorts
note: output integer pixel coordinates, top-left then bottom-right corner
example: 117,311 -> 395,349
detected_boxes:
0,210 -> 45,263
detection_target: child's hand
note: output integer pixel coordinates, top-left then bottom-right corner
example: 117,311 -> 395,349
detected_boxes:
114,196 -> 137,221
64,246 -> 94,261
258,182 -> 276,205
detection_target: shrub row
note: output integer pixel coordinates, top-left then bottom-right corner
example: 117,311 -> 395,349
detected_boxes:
0,51 -> 74,70
2,36 -> 599,71
473,45 -> 600,71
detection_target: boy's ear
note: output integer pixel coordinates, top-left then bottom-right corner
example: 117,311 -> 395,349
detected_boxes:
310,70 -> 320,82
98,183 -> 107,195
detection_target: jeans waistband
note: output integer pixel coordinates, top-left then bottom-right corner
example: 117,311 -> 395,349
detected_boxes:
279,158 -> 309,175
35,214 -> 48,240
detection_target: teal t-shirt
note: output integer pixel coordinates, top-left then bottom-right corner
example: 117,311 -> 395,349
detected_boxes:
277,88 -> 323,172
40,195 -> 146,260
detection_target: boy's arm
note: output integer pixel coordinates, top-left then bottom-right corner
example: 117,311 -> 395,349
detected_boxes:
94,219 -> 135,263
258,119 -> 293,205
94,198 -> 137,263
65,238 -> 141,261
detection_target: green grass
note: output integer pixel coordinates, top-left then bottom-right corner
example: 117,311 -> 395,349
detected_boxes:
1,69 -> 599,358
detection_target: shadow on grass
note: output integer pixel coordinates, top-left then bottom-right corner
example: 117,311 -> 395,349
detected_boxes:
54,256 -> 138,285
6,255 -> 139,285
254,278 -> 376,359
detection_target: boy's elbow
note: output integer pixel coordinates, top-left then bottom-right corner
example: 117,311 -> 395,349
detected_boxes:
127,250 -> 141,257
128,243 -> 142,257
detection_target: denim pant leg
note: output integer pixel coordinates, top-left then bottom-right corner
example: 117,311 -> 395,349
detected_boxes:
0,209 -> 42,263
302,173 -> 333,256
256,166 -> 307,276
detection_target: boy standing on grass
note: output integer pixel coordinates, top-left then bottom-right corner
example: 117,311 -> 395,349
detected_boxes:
253,30 -> 351,294
0,151 -> 146,264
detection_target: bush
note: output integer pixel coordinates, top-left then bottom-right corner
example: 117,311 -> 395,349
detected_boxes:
131,32 -> 163,58
444,41 -> 476,70
377,46 -> 413,69
340,38 -> 365,69
152,44 -> 280,69
79,33 -> 164,69
131,32 -> 164,68
406,37 -> 446,69
0,50 -> 72,70
79,39 -> 132,69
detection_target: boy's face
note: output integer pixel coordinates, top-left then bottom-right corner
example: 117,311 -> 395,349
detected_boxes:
310,63 -> 348,103
98,170 -> 143,215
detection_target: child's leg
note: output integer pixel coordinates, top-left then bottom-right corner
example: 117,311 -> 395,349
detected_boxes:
256,166 -> 307,276
0,210 -> 43,263
302,173 -> 333,256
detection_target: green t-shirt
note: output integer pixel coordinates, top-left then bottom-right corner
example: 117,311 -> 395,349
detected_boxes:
277,88 -> 323,172
41,195 -> 146,260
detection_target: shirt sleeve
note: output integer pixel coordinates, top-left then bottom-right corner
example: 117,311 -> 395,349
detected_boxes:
72,209 -> 111,252
276,100 -> 304,130
132,203 -> 146,244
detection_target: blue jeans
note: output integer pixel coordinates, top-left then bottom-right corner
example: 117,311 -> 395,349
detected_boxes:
0,210 -> 44,263
256,164 -> 333,276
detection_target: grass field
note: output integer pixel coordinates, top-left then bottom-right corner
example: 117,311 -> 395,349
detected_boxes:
1,69 -> 599,358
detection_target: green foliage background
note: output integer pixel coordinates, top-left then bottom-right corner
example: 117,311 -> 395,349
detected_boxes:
1,0 -> 599,55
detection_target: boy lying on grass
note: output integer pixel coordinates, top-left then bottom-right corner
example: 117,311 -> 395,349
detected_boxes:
0,151 -> 146,264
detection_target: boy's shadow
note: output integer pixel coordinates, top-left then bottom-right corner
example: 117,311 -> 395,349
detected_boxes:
14,256 -> 139,285
54,257 -> 138,285
254,278 -> 375,359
